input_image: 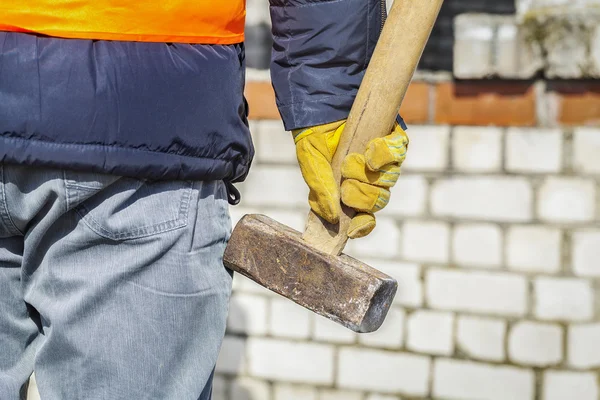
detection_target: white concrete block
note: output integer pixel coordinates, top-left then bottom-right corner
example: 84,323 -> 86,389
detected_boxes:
227,293 -> 269,335
543,370 -> 599,400
407,310 -> 455,356
338,348 -> 431,396
427,269 -> 528,316
345,218 -> 401,258
508,321 -> 563,366
431,177 -> 533,222
538,178 -> 596,223
232,273 -> 277,297
313,315 -> 357,344
359,308 -> 405,349
254,120 -> 296,164
247,338 -> 334,384
402,126 -> 450,172
216,336 -> 247,375
229,207 -> 261,227
246,0 -> 271,26
572,230 -> 600,277
568,323 -> 600,368
402,221 -> 450,263
506,128 -> 563,173
269,298 -> 312,339
433,359 -> 535,400
274,384 -> 317,400
366,395 -> 401,400
262,209 -> 307,233
453,223 -> 503,268
495,17 -> 544,78
573,128 -> 600,174
362,260 -> 423,307
534,277 -> 594,321
320,390 -> 363,400
383,175 -> 428,217
240,166 -> 308,208
591,25 -> 600,77
212,375 -> 227,400
507,225 -> 562,273
452,126 -> 503,172
454,14 -> 494,78
457,316 -> 506,362
231,377 -> 271,400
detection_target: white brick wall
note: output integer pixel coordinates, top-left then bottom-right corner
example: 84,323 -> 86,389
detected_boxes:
453,14 -> 494,79
568,324 -> 600,368
247,339 -> 334,384
228,293 -> 269,335
363,260 -> 423,307
254,120 -> 296,165
384,176 -> 428,217
433,359 -> 535,400
572,230 -> 600,277
508,321 -> 563,366
407,310 -> 455,356
320,390 -> 363,400
345,218 -> 401,258
358,308 -> 405,349
338,348 -> 431,395
402,221 -> 450,263
402,126 -> 450,172
543,371 -> 599,400
426,269 -> 528,316
273,384 -> 316,400
269,298 -> 312,339
537,178 -> 596,223
505,128 -> 563,173
210,119 -> 600,400
231,378 -> 271,400
507,226 -> 562,273
453,223 -> 503,268
534,277 -> 594,321
431,177 -> 533,222
456,316 -> 506,362
574,127 -> 600,174
452,126 -> 503,172
217,336 -> 247,375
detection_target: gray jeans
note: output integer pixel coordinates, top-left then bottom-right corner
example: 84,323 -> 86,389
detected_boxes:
0,165 -> 233,399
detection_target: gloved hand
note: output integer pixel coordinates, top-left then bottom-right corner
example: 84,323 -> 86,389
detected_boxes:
293,118 -> 408,239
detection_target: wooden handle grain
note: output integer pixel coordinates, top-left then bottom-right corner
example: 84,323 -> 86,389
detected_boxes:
303,0 -> 445,255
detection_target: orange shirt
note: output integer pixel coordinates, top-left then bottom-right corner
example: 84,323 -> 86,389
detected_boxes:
0,1 -> 245,44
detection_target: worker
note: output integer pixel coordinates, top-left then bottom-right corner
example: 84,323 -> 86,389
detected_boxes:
0,1 -> 409,398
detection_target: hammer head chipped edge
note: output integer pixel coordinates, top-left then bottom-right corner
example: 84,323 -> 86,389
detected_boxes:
223,214 -> 398,333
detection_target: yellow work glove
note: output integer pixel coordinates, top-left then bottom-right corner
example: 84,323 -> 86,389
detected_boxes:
293,119 -> 409,239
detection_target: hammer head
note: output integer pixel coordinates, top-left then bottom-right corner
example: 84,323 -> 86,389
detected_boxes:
223,214 -> 398,333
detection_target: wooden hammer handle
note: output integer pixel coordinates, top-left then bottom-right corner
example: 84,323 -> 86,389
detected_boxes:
303,0 -> 444,255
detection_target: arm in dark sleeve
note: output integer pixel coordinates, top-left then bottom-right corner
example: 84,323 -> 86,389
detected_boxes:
269,0 -> 385,131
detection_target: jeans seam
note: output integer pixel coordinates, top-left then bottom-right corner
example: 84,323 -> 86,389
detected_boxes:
0,165 -> 24,236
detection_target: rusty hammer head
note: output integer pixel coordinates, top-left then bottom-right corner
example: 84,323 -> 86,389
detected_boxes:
223,214 -> 397,333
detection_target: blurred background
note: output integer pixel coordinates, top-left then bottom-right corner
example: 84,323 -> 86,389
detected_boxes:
28,0 -> 600,399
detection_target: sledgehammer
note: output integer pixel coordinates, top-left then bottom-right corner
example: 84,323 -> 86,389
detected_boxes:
224,0 -> 444,333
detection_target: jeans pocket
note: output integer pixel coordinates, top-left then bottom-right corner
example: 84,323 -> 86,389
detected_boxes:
67,174 -> 193,241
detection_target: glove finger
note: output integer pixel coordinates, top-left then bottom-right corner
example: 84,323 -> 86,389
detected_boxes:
296,137 -> 341,224
341,179 -> 390,213
342,153 -> 402,188
348,212 -> 376,239
364,124 -> 409,171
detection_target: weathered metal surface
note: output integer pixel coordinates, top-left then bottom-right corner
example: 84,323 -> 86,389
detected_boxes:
223,214 -> 398,333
